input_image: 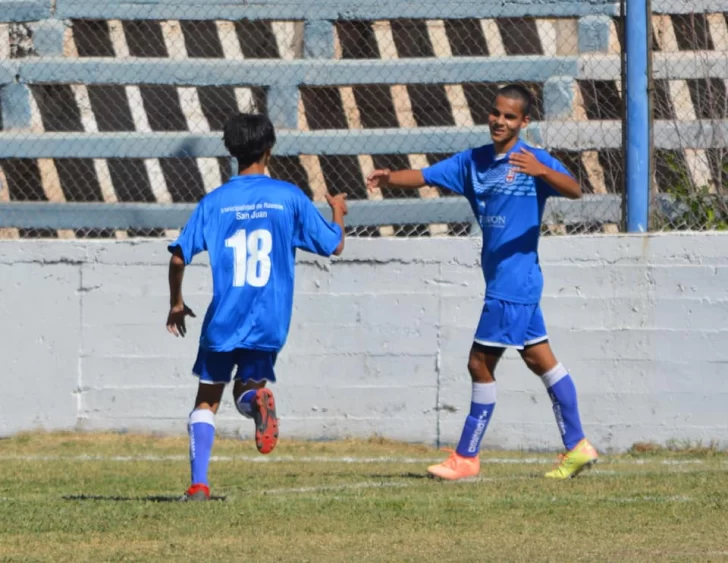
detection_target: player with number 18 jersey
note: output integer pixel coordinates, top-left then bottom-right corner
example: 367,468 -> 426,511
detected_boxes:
165,114 -> 348,501
170,174 -> 341,354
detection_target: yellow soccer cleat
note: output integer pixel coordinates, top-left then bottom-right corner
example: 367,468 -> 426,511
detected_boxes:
544,439 -> 599,479
427,449 -> 480,480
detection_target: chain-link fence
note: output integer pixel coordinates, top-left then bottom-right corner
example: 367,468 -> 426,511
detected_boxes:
0,1 -> 725,238
650,12 -> 728,231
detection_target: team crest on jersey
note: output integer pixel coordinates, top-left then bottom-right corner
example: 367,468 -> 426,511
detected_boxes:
505,166 -> 517,183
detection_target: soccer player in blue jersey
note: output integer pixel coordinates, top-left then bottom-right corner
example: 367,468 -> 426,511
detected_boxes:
166,113 -> 348,500
367,84 -> 598,480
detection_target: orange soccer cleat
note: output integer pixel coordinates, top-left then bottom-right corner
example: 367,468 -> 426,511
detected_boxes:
427,449 -> 481,480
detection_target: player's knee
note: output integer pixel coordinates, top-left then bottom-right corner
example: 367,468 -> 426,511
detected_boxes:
194,402 -> 220,415
234,397 -> 253,418
232,380 -> 265,402
467,356 -> 493,383
522,354 -> 540,374
194,383 -> 225,413
521,348 -> 556,376
521,352 -> 556,376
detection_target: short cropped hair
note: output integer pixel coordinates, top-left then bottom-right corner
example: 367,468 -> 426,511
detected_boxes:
496,84 -> 534,117
223,113 -> 276,170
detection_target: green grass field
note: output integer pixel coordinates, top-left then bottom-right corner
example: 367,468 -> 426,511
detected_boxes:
1,433 -> 727,562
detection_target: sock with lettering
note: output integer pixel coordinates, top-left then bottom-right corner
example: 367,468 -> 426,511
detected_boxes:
455,382 -> 497,458
540,363 -> 585,450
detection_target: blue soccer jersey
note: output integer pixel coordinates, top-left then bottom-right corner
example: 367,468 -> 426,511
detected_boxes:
422,139 -> 573,304
168,174 -> 341,352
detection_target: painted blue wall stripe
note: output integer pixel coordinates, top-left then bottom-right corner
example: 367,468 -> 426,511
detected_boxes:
49,0 -> 728,21
0,1 -> 50,22
53,0 -> 620,20
0,61 -> 19,83
9,57 -> 581,87
0,84 -> 33,129
0,121 -> 724,159
5,0 -> 728,23
0,196 -> 621,229
2,55 -> 723,89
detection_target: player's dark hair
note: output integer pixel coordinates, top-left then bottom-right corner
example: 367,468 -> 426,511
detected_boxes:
223,113 -> 276,170
496,84 -> 534,117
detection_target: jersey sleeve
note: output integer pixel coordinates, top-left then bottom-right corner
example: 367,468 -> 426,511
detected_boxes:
535,151 -> 575,198
168,201 -> 206,264
421,150 -> 472,196
293,196 -> 342,257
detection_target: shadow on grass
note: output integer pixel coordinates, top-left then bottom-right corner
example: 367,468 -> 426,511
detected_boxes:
63,494 -> 226,502
369,472 -> 432,480
279,472 -> 432,479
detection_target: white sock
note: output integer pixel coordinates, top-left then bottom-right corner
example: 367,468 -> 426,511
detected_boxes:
472,381 -> 497,405
539,363 -> 568,388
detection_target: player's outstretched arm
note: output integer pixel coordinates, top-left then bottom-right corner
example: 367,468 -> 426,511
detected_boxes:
325,193 -> 348,256
366,169 -> 426,191
509,148 -> 581,199
166,247 -> 196,337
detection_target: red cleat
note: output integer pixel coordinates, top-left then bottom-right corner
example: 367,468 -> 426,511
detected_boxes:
253,388 -> 279,454
183,483 -> 210,501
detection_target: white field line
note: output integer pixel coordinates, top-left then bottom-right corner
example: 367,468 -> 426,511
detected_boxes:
0,454 -> 723,467
263,476 -> 534,496
2,458 -> 723,502
0,478 -> 711,503
0,489 -> 701,504
264,481 -> 412,495
261,466 -> 728,498
602,495 -> 694,504
0,477 -> 696,502
0,455 -> 440,463
261,475 -> 708,499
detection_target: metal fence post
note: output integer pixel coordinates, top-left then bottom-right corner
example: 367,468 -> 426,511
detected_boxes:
626,0 -> 650,232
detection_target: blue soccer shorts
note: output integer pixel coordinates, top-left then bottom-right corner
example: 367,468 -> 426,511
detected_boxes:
192,347 -> 278,385
473,298 -> 548,350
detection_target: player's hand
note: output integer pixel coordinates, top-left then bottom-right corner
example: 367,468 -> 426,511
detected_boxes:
166,303 -> 196,337
509,148 -> 547,177
325,192 -> 348,216
366,169 -> 391,191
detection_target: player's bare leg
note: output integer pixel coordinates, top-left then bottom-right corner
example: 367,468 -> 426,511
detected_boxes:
519,340 -> 557,376
520,341 -> 598,478
468,344 -> 502,383
194,381 -> 225,414
185,382 -> 225,501
428,344 -> 502,480
233,380 -> 279,455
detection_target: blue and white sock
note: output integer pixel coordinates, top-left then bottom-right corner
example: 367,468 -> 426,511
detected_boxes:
235,389 -> 257,419
456,382 -> 497,458
188,409 -> 216,486
541,363 -> 585,450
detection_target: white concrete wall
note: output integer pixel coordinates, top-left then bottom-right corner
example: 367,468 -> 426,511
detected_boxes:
1,234 -> 727,452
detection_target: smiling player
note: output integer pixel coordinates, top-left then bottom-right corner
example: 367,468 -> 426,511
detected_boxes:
366,84 -> 598,480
